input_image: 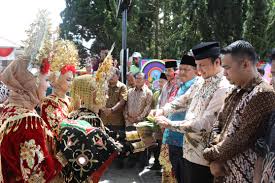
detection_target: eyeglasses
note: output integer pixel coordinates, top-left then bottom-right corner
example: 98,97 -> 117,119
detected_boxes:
180,68 -> 193,72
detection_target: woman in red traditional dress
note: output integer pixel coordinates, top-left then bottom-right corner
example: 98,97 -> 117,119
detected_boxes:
41,40 -> 79,141
0,11 -> 66,182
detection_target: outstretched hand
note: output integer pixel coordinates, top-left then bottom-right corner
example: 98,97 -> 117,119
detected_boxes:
149,109 -> 164,117
155,116 -> 171,128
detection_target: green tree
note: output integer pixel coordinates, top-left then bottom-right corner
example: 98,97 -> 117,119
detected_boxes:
244,0 -> 269,57
60,0 -> 275,62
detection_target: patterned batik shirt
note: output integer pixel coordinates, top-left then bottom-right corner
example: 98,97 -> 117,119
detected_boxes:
100,81 -> 128,126
124,85 -> 153,126
203,76 -> 275,183
162,71 -> 231,166
158,79 -> 178,108
254,110 -> 275,183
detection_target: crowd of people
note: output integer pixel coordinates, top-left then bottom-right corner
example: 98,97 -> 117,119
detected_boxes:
0,13 -> 274,183
80,40 -> 275,183
151,41 -> 275,183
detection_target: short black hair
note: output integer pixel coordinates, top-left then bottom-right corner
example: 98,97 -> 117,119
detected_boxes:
165,67 -> 177,71
99,43 -> 108,51
210,56 -> 221,64
221,40 -> 257,64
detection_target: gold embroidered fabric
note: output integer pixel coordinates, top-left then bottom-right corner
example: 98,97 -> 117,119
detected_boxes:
71,75 -> 103,114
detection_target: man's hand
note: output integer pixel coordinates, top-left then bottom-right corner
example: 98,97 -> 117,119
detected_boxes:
155,116 -> 171,128
149,109 -> 157,117
149,109 -> 164,117
209,161 -> 226,177
155,109 -> 164,117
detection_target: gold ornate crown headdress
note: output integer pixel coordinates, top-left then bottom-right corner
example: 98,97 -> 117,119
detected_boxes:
71,43 -> 115,112
95,43 -> 115,105
50,40 -> 79,74
22,9 -> 52,75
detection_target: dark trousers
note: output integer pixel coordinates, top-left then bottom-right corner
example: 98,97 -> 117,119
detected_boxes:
168,145 -> 184,183
106,125 -> 125,132
150,139 -> 161,165
125,126 -> 149,168
183,158 -> 213,183
106,125 -> 125,166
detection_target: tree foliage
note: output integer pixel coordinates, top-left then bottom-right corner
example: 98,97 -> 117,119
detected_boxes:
60,0 -> 275,64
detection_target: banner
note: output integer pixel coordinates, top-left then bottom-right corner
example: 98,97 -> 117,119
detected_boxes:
140,59 -> 179,90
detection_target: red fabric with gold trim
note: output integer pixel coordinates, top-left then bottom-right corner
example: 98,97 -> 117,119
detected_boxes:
41,94 -> 71,140
0,105 -> 62,182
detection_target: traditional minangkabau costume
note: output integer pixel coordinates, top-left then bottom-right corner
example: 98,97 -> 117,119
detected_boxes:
66,75 -> 117,182
0,10 -> 66,182
41,40 -> 78,143
69,75 -> 107,129
54,45 -> 122,183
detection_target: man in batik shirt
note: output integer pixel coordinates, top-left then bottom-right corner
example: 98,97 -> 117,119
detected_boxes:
203,41 -> 275,183
154,42 -> 231,183
124,72 -> 153,127
150,72 -> 167,170
162,55 -> 197,183
253,48 -> 275,183
124,72 -> 153,168
157,60 -> 178,108
156,60 -> 179,182
100,68 -> 127,168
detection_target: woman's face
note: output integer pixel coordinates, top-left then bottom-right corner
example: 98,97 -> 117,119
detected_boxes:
59,71 -> 74,93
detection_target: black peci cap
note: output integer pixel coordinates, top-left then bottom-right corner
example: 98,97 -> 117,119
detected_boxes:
165,60 -> 177,68
180,55 -> 196,67
192,42 -> 220,60
159,72 -> 167,80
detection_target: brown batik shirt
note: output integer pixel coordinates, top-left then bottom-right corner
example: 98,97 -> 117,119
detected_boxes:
203,76 -> 275,183
124,85 -> 153,126
100,81 -> 127,126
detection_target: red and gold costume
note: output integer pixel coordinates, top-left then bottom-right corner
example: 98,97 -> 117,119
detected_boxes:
41,40 -> 78,141
0,104 -> 63,182
0,11 -> 66,182
41,95 -> 71,138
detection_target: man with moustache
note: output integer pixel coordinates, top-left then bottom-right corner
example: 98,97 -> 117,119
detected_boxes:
162,55 -> 198,183
157,60 -> 178,108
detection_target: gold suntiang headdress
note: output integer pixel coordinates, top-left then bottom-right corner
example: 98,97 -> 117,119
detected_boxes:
71,43 -> 115,112
95,43 -> 115,105
22,9 -> 52,75
50,40 -> 79,74
71,75 -> 99,112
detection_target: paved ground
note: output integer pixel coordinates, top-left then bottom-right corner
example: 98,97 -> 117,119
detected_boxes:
99,157 -> 162,183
